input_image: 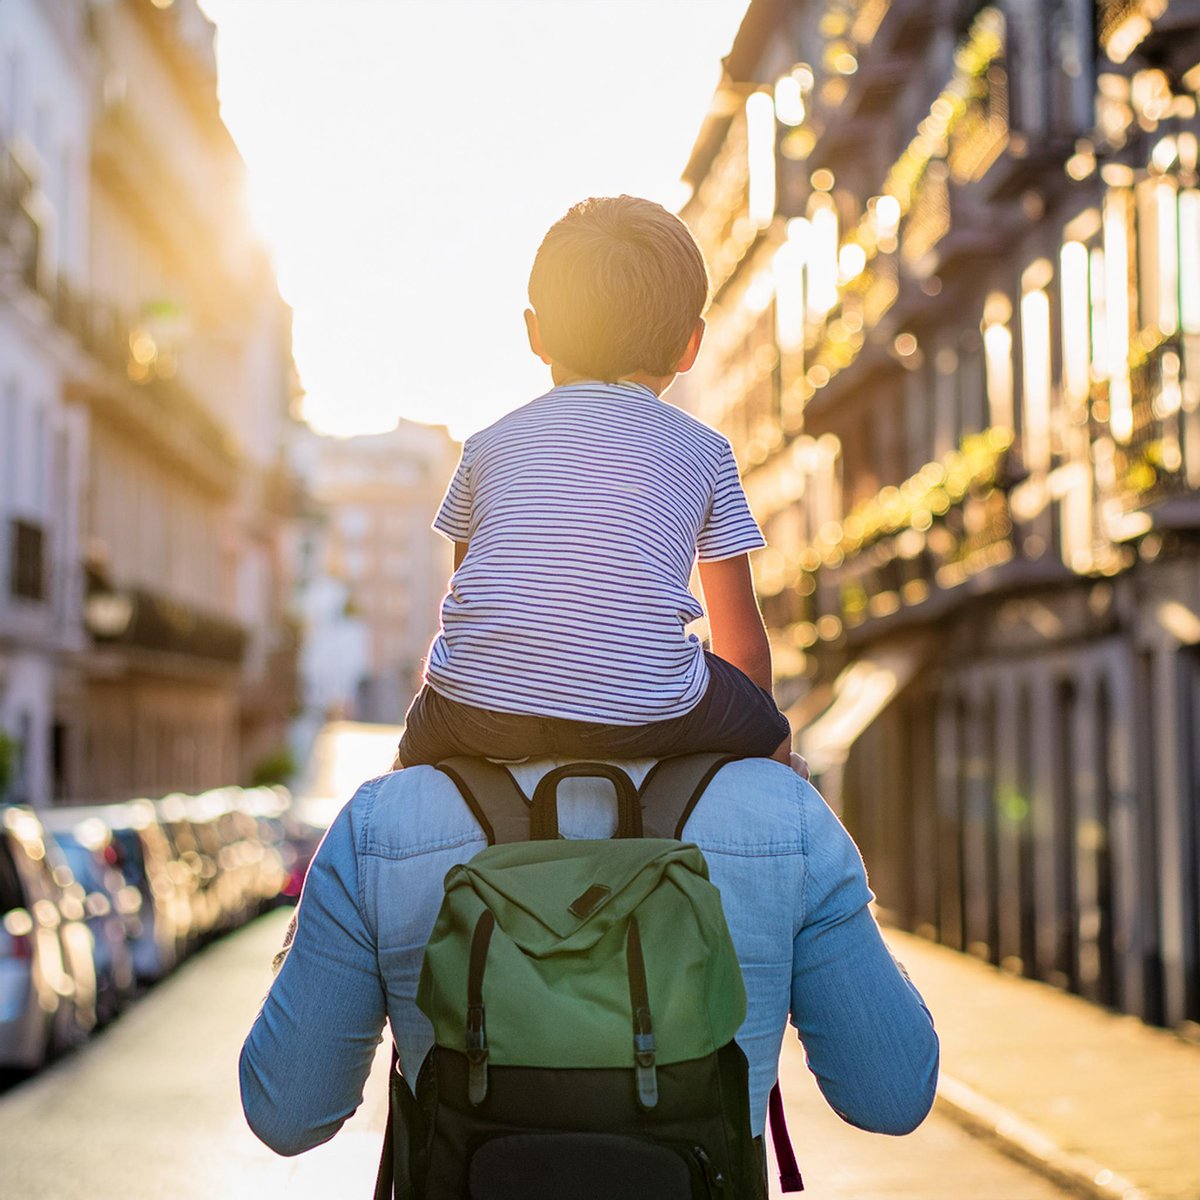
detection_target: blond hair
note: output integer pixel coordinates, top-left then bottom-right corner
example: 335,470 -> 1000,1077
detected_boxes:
528,196 -> 709,381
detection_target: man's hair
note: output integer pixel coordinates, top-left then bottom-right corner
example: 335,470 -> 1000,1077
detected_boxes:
528,195 -> 709,381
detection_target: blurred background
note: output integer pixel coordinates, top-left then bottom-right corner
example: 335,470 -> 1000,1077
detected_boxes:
0,1 -> 1197,1198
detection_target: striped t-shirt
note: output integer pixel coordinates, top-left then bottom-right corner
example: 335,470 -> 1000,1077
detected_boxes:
425,381 -> 765,725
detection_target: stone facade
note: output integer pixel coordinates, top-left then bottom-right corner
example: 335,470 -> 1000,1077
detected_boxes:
0,0 -> 300,803
679,0 -> 1200,1029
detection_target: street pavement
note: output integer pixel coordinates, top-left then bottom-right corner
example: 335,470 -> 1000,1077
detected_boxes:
0,908 -> 1088,1200
0,909 -> 389,1200
880,929 -> 1200,1200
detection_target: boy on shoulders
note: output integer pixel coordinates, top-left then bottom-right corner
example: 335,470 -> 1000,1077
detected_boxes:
398,195 -> 799,771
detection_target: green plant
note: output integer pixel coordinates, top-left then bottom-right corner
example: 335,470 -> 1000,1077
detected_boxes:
249,747 -> 297,788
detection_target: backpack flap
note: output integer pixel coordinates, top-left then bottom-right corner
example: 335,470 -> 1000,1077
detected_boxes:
417,837 -> 746,1074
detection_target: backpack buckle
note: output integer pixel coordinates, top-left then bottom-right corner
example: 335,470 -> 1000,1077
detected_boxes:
633,1009 -> 658,1109
466,1003 -> 489,1105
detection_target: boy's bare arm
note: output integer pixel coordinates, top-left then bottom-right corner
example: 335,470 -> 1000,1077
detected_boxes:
697,553 -> 773,692
453,541 -> 469,569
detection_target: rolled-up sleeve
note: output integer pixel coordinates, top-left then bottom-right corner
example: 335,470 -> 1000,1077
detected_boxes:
789,789 -> 939,1135
240,786 -> 387,1156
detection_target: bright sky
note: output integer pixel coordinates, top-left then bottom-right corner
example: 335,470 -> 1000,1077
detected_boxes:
197,0 -> 749,440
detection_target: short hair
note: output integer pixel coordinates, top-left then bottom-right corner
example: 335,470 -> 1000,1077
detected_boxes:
528,196 -> 709,381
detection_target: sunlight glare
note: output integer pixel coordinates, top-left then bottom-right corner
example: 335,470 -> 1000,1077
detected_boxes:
198,0 -> 750,439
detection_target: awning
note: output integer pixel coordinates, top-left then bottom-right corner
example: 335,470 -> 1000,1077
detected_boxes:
796,635 -> 934,776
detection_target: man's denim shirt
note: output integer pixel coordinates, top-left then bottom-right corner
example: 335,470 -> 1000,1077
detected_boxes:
240,759 -> 939,1157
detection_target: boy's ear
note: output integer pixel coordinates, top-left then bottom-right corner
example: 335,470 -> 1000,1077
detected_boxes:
673,319 -> 706,374
524,308 -> 553,364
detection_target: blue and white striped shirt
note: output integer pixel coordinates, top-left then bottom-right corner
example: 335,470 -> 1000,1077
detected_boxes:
425,382 -> 765,724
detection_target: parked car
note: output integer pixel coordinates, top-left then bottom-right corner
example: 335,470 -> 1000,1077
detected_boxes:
219,787 -> 289,914
65,801 -> 185,984
240,785 -> 318,904
39,813 -> 138,1023
156,795 -> 220,943
0,807 -> 97,1072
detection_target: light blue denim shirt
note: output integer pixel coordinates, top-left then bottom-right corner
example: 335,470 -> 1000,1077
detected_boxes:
241,759 -> 939,1157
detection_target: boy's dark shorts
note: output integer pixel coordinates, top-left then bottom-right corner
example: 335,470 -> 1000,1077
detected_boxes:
397,651 -> 791,767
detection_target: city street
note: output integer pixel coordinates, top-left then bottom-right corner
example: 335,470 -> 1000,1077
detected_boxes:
0,908 -> 1079,1200
4,0 -> 1200,1197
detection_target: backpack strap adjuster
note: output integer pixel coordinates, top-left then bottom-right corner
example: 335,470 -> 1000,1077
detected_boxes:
633,1009 -> 658,1108
466,911 -> 496,1106
465,1003 -> 489,1105
626,919 -> 659,1109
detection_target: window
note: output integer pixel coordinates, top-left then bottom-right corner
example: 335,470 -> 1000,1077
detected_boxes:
4,49 -> 22,139
9,518 -> 46,601
1,379 -> 17,512
982,292 -> 1015,432
1020,258 -> 1054,475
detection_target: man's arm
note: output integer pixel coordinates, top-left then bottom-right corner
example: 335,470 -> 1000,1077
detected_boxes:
697,553 -> 772,691
453,541 -> 468,570
789,786 -> 939,1134
240,792 -> 387,1156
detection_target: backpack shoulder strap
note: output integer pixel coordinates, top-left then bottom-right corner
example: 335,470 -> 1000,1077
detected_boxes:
638,753 -> 744,840
436,757 -> 531,845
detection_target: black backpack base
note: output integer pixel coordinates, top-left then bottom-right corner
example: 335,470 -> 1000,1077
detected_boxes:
405,1040 -> 765,1199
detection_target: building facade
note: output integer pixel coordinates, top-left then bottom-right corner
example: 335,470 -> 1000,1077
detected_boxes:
680,0 -> 1200,1030
296,421 -> 457,727
1,0 -> 300,804
1,0 -> 96,805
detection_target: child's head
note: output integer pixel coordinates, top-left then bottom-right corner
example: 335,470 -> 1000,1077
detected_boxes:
527,195 -> 709,383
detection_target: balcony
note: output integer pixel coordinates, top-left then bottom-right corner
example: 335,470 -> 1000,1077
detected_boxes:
84,585 -> 246,666
41,279 -> 240,495
763,431 -> 1020,650
1096,0 -> 1194,64
0,146 -> 42,293
1098,338 -> 1200,529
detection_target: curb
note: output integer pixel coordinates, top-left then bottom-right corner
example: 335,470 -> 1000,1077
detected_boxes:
935,1073 -> 1152,1200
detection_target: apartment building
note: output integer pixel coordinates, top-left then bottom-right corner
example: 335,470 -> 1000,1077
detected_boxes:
680,0 -> 1200,1029
1,0 -> 300,803
0,0 -> 94,805
299,421 -> 457,726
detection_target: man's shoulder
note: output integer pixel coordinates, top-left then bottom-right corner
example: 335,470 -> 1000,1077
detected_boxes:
348,766 -> 487,859
679,759 -> 809,855
349,759 -> 814,859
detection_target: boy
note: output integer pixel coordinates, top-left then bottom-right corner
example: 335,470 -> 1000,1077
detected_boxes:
397,195 -> 796,770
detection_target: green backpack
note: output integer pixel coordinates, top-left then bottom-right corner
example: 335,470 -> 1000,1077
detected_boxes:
375,755 -> 801,1200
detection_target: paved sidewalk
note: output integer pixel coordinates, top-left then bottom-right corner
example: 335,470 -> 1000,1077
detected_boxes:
885,928 -> 1200,1200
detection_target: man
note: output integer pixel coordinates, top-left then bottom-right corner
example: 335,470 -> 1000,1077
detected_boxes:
241,758 -> 939,1167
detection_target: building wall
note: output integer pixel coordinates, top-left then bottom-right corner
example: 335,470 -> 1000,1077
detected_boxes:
0,0 -> 94,803
1,0 -> 300,804
86,421 -> 231,616
681,0 -> 1200,1028
298,421 -> 457,726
